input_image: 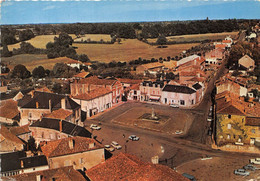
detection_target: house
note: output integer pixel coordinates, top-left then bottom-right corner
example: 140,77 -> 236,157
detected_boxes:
70,76 -> 123,104
13,88 -> 35,101
192,83 -> 203,103
9,166 -> 86,181
205,48 -> 225,66
73,71 -> 92,80
216,75 -> 248,97
178,70 -> 206,83
246,33 -> 257,40
215,43 -> 227,50
238,55 -> 255,71
161,84 -> 197,107
228,64 -> 248,75
34,86 -> 53,93
117,78 -> 142,89
128,84 -> 141,101
72,87 -> 112,118
40,136 -> 105,171
0,99 -> 20,125
0,125 -> 24,153
18,91 -> 82,126
85,153 -> 189,181
10,125 -> 32,142
29,118 -> 91,144
0,151 -> 49,177
215,91 -> 260,148
136,62 -> 164,76
140,80 -> 166,102
66,59 -> 82,70
176,55 -> 203,67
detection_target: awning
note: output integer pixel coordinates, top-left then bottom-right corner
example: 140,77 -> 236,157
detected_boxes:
149,96 -> 160,100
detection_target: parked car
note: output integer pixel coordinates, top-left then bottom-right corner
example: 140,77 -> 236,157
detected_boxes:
111,141 -> 122,150
170,104 -> 179,108
128,135 -> 140,141
207,118 -> 212,122
175,130 -> 183,135
90,124 -> 101,130
104,145 -> 115,152
250,158 -> 260,164
182,173 -> 196,181
234,169 -> 250,176
243,164 -> 256,171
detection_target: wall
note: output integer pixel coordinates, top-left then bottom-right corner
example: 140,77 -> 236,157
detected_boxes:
49,148 -> 105,170
19,108 -> 51,126
140,84 -> 162,101
0,117 -> 15,125
161,91 -> 196,107
21,165 -> 49,174
0,139 -> 24,153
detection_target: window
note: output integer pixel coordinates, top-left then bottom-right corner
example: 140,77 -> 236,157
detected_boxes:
79,158 -> 83,164
28,112 -> 32,118
227,124 -> 231,129
134,90 -> 137,94
180,100 -> 185,105
164,98 -> 167,104
228,115 -> 231,119
191,100 -> 194,104
227,135 -> 230,139
251,129 -> 255,133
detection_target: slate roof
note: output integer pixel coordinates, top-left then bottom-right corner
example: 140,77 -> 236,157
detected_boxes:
86,153 -> 189,181
40,136 -> 103,158
162,85 -> 196,94
30,118 -> 91,138
192,83 -> 202,90
18,91 -> 80,110
11,166 -> 86,181
72,87 -> 112,101
0,151 -> 26,172
20,155 -> 48,169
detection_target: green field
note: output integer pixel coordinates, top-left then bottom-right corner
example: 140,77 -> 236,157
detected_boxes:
147,32 -> 239,43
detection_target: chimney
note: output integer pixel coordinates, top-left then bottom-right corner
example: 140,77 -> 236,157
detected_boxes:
36,175 -> 42,181
89,142 -> 95,149
59,120 -> 62,132
69,139 -> 75,149
49,100 -> 52,111
21,160 -> 24,168
36,102 -> 39,109
61,98 -> 66,109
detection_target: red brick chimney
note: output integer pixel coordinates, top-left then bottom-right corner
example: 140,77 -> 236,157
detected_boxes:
59,120 -> 62,132
36,102 -> 39,109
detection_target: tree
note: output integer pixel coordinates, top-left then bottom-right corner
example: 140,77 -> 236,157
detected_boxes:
11,64 -> 31,79
32,66 -> 45,78
156,35 -> 167,48
78,54 -> 90,62
19,29 -> 35,41
1,44 -> 12,57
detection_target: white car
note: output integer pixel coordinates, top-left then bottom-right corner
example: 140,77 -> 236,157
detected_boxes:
90,124 -> 101,130
128,135 -> 140,141
234,169 -> 250,176
104,145 -> 115,152
250,158 -> 260,165
111,141 -> 122,150
170,104 -> 179,108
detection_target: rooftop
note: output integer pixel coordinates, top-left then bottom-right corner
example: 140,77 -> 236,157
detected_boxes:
9,125 -> 31,136
0,99 -> 19,119
40,136 -> 102,158
30,118 -> 91,138
117,78 -> 143,85
137,62 -> 164,70
73,71 -> 91,78
11,166 -> 85,181
86,153 -> 188,181
72,87 -> 112,100
0,125 -> 24,145
43,108 -> 73,120
77,76 -> 117,86
162,84 -> 196,94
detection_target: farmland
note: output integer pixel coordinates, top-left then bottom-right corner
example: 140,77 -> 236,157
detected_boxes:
73,39 -> 199,62
74,34 -> 111,42
7,34 -> 76,50
1,54 -> 75,71
147,31 -> 239,44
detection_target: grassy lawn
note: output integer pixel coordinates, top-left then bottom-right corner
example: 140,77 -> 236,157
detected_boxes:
8,34 -> 77,50
147,31 -> 239,43
74,34 -> 111,42
74,39 -> 199,62
1,54 -> 75,71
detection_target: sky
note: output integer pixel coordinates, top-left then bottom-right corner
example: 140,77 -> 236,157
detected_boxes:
1,0 -> 260,25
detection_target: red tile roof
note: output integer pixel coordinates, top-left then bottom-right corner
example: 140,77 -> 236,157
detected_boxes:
0,125 -> 24,145
222,40 -> 231,43
73,71 -> 90,78
34,86 -> 53,93
117,78 -> 142,85
11,166 -> 85,181
215,44 -> 227,49
78,76 -> 117,86
43,108 -> 73,120
72,87 -> 112,101
0,99 -> 19,119
86,153 -> 189,181
9,125 -> 30,136
40,136 -> 103,158
130,84 -> 140,90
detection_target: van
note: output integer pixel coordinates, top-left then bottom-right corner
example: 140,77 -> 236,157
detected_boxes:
182,173 -> 196,181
